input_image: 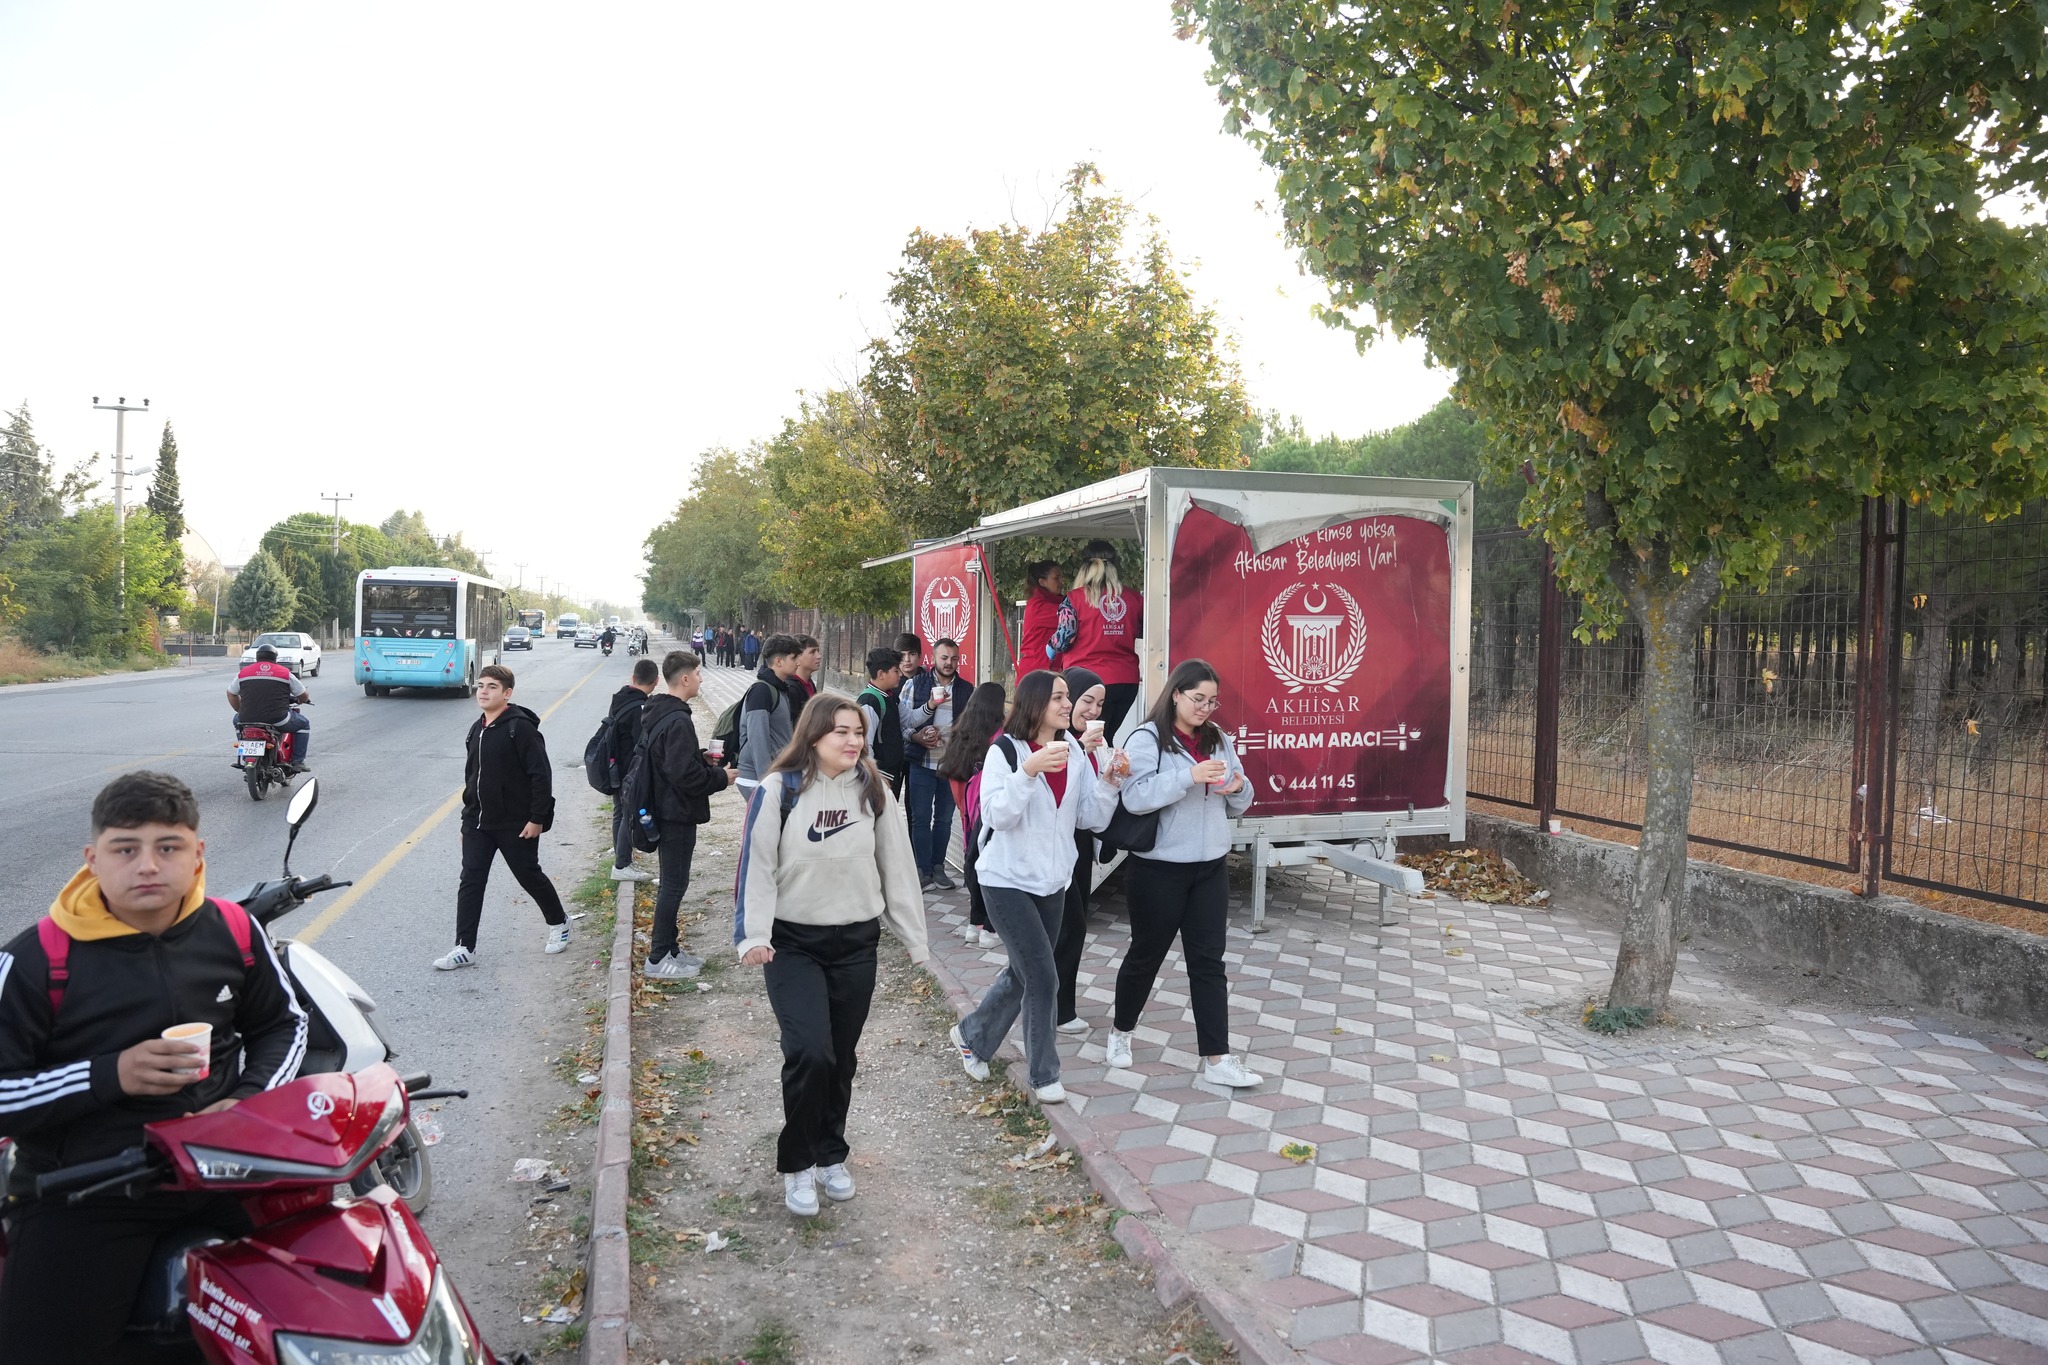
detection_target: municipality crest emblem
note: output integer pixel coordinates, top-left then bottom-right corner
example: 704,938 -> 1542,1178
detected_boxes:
1260,583 -> 1366,693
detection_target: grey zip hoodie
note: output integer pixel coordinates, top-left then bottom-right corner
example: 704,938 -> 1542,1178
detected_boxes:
1118,722 -> 1254,862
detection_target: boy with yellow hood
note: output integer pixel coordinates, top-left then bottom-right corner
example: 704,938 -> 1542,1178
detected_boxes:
0,771 -> 307,1363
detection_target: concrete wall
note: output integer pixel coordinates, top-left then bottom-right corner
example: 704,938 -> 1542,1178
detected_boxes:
1467,813 -> 2048,1033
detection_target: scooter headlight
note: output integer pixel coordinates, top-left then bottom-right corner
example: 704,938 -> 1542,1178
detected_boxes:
186,1088 -> 406,1184
273,1270 -> 483,1364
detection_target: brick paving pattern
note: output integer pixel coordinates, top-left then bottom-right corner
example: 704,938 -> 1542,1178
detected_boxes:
922,861 -> 2048,1364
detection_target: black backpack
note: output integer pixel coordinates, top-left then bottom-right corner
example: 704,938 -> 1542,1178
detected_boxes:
710,697 -> 744,764
583,696 -> 641,795
617,710 -> 687,851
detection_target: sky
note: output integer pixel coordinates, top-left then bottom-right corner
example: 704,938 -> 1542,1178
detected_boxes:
0,2 -> 1451,606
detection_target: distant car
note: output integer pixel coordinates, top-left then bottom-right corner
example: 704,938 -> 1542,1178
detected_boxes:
240,631 -> 322,677
502,626 -> 533,651
575,625 -> 600,648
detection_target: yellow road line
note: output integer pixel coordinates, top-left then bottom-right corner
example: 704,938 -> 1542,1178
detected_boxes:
296,664 -> 606,945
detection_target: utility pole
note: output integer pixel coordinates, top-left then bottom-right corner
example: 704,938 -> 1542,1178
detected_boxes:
93,396 -> 150,615
319,492 -> 354,552
513,561 -> 528,589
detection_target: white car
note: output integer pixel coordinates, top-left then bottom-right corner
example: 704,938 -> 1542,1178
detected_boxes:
574,625 -> 600,648
240,631 -> 323,677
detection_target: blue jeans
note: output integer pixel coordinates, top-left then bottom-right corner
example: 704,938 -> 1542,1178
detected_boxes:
905,765 -> 955,881
960,885 -> 1066,1088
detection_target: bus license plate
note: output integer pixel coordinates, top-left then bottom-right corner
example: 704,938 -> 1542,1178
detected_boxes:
238,741 -> 268,758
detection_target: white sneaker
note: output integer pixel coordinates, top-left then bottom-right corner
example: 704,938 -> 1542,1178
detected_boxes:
544,925 -> 572,955
1034,1081 -> 1067,1104
645,954 -> 701,980
1202,1055 -> 1265,1088
957,923 -> 980,942
949,1024 -> 989,1082
1103,1029 -> 1133,1070
784,1168 -> 819,1217
433,945 -> 476,972
976,928 -> 1001,949
816,1162 -> 856,1202
1057,1018 -> 1090,1036
610,865 -> 654,882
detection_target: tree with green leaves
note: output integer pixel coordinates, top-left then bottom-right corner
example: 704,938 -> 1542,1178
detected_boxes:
145,423 -> 186,544
1180,0 -> 2048,1012
641,448 -> 784,626
9,507 -> 183,655
864,163 -> 1253,545
761,391 -> 912,616
225,549 -> 300,633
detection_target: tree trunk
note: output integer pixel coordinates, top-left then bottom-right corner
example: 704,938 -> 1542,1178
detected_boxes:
1607,554 -> 1722,1015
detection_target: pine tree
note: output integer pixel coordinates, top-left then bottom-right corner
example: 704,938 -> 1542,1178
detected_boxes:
0,404 -> 60,556
146,424 -> 186,542
225,550 -> 299,632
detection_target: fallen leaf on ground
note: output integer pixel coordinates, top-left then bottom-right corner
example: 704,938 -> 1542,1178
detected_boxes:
1398,847 -> 1549,906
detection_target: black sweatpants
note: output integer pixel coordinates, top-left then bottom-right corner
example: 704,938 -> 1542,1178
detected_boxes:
762,918 -> 880,1173
650,823 -> 698,963
1112,854 -> 1231,1057
1055,829 -> 1095,1024
0,1191 -> 251,1363
455,822 -> 569,952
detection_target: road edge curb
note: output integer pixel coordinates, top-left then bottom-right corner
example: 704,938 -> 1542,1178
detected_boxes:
919,930 -> 1308,1365
583,879 -> 636,1365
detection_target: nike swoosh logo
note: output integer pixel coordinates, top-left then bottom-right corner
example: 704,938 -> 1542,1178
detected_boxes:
807,823 -> 855,843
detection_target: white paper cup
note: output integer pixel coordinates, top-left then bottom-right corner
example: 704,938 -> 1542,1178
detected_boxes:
162,1022 -> 212,1080
1084,720 -> 1104,743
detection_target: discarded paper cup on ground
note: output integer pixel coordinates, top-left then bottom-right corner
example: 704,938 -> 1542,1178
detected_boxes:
162,1022 -> 212,1080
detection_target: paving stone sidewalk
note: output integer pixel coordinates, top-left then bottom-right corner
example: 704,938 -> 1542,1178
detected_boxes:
923,861 -> 2048,1365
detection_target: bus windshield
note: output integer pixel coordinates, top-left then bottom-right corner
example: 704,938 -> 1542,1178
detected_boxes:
362,582 -> 457,638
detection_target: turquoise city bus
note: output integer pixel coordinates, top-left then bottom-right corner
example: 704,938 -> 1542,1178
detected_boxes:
354,567 -> 506,696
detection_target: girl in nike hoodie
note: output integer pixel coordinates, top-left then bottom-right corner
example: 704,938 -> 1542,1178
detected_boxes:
734,692 -> 928,1217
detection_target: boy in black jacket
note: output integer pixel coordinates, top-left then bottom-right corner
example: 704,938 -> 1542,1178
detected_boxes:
0,771 -> 308,1363
626,649 -> 731,979
436,664 -> 570,970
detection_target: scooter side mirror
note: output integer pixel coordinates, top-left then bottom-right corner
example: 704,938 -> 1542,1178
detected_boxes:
287,776 -> 320,830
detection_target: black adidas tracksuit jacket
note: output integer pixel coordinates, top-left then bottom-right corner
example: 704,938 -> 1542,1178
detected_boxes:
0,902 -> 308,1178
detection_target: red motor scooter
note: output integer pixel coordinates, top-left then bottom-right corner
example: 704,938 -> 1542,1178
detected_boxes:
0,1065 -> 526,1364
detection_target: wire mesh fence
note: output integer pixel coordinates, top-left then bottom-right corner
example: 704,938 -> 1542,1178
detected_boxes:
1468,500 -> 2047,925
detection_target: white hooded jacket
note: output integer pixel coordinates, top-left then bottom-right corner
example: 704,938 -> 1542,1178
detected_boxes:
974,735 -> 1121,897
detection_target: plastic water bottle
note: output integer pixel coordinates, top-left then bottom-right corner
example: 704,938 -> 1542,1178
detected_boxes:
637,808 -> 656,838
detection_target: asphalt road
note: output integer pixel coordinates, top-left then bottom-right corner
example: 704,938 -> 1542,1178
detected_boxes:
0,635 -> 638,1352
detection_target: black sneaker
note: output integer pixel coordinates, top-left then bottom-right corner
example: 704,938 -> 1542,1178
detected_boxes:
931,870 -> 957,891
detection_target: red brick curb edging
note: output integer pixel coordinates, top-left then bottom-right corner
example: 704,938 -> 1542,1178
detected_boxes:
582,881 -> 636,1365
919,938 -> 1308,1365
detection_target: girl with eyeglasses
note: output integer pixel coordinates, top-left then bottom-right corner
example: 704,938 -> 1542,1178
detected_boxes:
1102,659 -> 1263,1088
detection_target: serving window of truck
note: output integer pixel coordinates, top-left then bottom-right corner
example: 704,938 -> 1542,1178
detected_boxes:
868,468 -> 1473,928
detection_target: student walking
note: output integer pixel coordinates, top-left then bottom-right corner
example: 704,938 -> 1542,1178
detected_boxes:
950,671 -> 1120,1104
735,694 -> 928,1217
1054,666 -> 1109,1033
737,634 -> 802,792
1064,540 -> 1143,739
622,650 -> 731,979
936,681 -> 1011,946
438,665 -> 571,970
900,638 -> 972,890
1103,660 -> 1263,1088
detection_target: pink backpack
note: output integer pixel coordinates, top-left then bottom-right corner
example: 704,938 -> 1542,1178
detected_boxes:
38,899 -> 255,1017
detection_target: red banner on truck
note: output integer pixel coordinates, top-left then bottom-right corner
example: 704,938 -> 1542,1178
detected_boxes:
911,546 -> 979,682
1169,503 -> 1453,816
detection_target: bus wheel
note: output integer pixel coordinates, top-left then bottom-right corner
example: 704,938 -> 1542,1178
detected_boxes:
364,682 -> 378,699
